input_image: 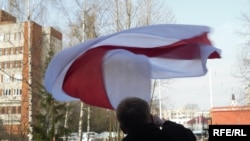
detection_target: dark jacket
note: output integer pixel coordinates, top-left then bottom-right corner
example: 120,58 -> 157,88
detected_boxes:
122,121 -> 196,141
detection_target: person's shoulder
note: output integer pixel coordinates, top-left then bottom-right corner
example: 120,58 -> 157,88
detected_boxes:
162,121 -> 196,141
122,123 -> 167,141
122,133 -> 166,141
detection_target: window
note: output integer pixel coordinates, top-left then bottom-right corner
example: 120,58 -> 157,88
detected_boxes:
0,33 -> 4,41
16,32 -> 22,40
3,74 -> 10,83
14,61 -> 22,68
1,107 -> 5,114
6,61 -> 10,68
13,47 -> 17,54
14,73 -> 22,81
10,48 -> 14,55
18,106 -> 21,114
9,61 -> 13,68
0,62 -> 3,69
16,47 -> 23,54
16,61 -> 22,68
3,89 -> 11,95
4,62 -> 8,68
14,47 -> 23,54
14,89 -> 22,95
4,33 -> 10,41
3,48 -> 10,55
12,107 -> 16,114
10,33 -> 15,40
13,89 -> 17,95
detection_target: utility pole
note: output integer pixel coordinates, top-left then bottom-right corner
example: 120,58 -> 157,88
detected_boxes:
208,68 -> 213,108
159,80 -> 162,119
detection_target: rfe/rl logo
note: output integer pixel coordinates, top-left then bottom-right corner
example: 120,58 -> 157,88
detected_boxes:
213,129 -> 247,136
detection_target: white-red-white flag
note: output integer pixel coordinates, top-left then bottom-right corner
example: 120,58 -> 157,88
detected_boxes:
44,24 -> 221,109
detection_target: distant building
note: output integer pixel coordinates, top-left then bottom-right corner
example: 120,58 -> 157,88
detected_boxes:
231,94 -> 237,106
159,93 -> 250,133
162,108 -> 196,125
161,108 -> 210,128
210,94 -> 250,124
0,10 -> 62,137
186,114 -> 210,132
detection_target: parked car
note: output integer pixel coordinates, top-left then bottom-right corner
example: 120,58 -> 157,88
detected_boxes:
192,130 -> 208,140
82,132 -> 98,141
60,132 -> 98,141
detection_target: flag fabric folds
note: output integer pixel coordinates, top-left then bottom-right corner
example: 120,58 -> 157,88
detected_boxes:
44,24 -> 221,109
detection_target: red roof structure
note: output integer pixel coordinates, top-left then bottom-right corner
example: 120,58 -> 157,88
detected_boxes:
186,115 -> 209,124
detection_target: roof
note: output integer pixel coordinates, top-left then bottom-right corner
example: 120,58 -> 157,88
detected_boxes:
186,116 -> 209,124
211,106 -> 250,112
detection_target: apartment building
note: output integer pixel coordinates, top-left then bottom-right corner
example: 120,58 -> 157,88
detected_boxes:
162,108 -> 210,125
0,10 -> 62,137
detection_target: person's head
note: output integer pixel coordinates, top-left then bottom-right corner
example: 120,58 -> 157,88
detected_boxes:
116,97 -> 151,133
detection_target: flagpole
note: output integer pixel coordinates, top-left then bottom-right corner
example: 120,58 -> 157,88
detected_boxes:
208,66 -> 213,108
159,80 -> 162,119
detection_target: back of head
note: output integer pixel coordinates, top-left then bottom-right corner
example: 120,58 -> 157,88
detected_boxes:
116,97 -> 151,133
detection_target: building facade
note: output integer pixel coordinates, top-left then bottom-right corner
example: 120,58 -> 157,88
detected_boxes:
210,106 -> 250,124
160,108 -> 210,131
0,10 -> 62,137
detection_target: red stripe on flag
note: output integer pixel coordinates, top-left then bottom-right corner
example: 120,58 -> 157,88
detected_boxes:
63,48 -> 113,109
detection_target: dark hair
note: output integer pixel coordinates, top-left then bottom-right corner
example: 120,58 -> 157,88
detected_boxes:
116,97 -> 151,133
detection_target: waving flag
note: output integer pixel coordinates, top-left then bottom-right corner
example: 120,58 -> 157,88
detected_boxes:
44,24 -> 221,109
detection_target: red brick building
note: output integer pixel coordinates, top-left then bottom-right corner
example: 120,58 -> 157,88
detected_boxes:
210,106 -> 250,124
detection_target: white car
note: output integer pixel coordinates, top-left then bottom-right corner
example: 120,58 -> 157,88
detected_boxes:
82,132 -> 98,141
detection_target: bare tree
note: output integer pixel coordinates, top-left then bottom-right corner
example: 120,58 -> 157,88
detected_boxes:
51,1 -> 177,140
236,12 -> 250,82
184,103 -> 199,110
6,0 -> 53,24
99,0 -> 175,34
0,0 -> 177,140
235,3 -> 250,105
